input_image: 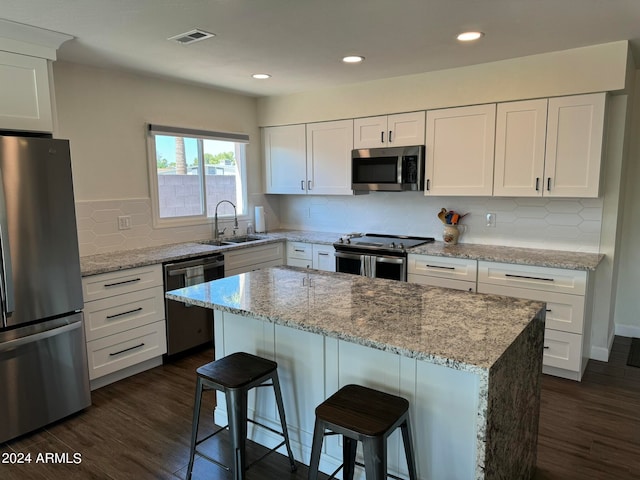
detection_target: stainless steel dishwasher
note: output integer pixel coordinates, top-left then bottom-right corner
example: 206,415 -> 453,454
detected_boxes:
163,254 -> 224,356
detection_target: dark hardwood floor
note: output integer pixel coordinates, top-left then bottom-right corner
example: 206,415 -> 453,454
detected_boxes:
2,336 -> 640,479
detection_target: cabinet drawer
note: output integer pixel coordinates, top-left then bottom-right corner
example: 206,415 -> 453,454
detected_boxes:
478,261 -> 586,295
543,329 -> 582,372
408,255 -> 477,282
82,264 -> 163,302
477,283 -> 584,334
86,320 -> 167,380
84,286 -> 165,341
225,243 -> 284,273
287,241 -> 312,260
408,274 -> 476,292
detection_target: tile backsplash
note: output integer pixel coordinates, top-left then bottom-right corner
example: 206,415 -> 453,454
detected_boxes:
279,193 -> 603,252
77,193 -> 603,256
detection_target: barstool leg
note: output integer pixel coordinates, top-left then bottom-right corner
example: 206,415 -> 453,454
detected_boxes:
226,388 -> 248,480
363,436 -> 386,480
401,416 -> 418,480
186,377 -> 204,480
307,419 -> 325,480
342,436 -> 357,480
271,371 -> 297,471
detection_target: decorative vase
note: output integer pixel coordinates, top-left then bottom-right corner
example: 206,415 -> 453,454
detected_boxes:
443,225 -> 460,245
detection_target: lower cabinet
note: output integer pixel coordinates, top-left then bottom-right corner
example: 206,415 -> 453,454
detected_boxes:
477,261 -> 590,381
407,254 -> 477,292
286,241 -> 336,271
81,264 -> 166,389
224,242 -> 284,276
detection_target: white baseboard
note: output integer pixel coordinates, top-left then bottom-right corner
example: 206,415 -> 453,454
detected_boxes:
589,330 -> 616,362
615,323 -> 640,339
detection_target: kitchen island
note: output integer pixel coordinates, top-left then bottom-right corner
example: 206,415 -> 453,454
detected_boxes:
166,266 -> 545,480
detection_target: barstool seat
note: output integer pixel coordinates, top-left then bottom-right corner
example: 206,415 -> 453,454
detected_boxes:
308,384 -> 417,480
186,351 -> 297,480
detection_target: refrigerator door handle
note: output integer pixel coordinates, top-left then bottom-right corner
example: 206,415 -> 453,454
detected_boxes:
0,167 -> 15,318
0,319 -> 82,352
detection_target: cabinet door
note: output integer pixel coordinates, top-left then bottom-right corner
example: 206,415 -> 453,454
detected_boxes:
353,115 -> 387,148
387,111 -> 425,146
494,99 -> 548,197
312,244 -> 335,272
0,52 -> 53,132
425,104 -> 496,196
263,124 -> 307,194
544,93 -> 606,197
306,120 -> 353,195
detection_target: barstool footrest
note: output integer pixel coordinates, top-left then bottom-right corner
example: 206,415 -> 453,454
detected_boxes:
193,450 -> 231,472
194,424 -> 228,448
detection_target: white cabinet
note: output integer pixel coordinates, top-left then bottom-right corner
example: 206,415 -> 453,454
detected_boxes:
353,111 -> 425,148
494,93 -> 606,198
263,121 -> 353,195
425,104 -> 496,196
477,261 -> 590,380
306,120 -> 353,195
0,51 -> 53,132
313,244 -> 336,272
407,254 -> 477,292
286,241 -> 335,271
544,93 -> 606,197
82,264 -> 167,388
494,99 -> 548,197
263,124 -> 307,194
224,243 -> 284,277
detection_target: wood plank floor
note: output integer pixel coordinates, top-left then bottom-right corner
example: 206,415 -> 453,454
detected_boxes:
2,336 -> 640,479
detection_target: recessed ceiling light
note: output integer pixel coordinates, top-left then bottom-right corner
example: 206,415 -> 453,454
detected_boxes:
342,55 -> 365,64
252,73 -> 271,79
457,31 -> 484,42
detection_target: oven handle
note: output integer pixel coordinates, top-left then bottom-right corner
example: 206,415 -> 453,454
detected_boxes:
374,256 -> 405,264
334,251 -> 364,261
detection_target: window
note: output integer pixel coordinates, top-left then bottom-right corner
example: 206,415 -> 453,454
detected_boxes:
147,124 -> 248,226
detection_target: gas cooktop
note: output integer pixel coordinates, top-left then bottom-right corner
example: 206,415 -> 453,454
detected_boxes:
334,233 -> 435,253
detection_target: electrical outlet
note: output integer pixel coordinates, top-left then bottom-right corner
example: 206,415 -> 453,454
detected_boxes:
486,213 -> 496,227
118,215 -> 132,230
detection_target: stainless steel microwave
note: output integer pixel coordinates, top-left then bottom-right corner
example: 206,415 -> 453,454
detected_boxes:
351,145 -> 425,192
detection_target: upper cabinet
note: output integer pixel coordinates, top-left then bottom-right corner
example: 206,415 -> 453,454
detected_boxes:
0,52 -> 53,132
494,93 -> 606,197
353,111 -> 425,148
263,124 -> 307,194
494,99 -> 548,197
263,120 -> 353,195
544,93 -> 606,198
0,19 -> 73,133
424,104 -> 496,196
306,120 -> 353,195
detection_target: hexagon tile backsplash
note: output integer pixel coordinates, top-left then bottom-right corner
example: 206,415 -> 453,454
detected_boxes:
76,194 -> 604,256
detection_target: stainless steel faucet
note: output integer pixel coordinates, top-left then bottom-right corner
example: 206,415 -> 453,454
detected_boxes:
213,200 -> 238,241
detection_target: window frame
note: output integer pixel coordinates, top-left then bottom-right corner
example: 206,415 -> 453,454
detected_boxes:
146,124 -> 249,228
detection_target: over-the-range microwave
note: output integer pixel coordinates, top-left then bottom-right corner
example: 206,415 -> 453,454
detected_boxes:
351,145 -> 425,192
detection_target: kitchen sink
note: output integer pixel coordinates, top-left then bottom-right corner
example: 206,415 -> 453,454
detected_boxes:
199,235 -> 264,246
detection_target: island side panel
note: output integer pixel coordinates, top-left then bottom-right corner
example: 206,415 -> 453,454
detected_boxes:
484,312 -> 545,479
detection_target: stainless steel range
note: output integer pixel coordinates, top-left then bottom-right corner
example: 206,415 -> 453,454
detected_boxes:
334,233 -> 434,281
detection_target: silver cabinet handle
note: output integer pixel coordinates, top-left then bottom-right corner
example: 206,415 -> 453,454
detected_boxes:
425,264 -> 455,270
301,180 -> 305,190
547,177 -> 552,191
109,343 -> 145,356
307,180 -> 312,190
535,177 -> 540,191
380,131 -> 384,143
388,130 -> 393,143
318,252 -> 329,256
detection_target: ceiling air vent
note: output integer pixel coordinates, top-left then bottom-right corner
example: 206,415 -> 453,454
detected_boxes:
168,29 -> 215,45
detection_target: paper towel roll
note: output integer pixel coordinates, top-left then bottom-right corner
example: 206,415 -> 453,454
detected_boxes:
255,206 -> 266,233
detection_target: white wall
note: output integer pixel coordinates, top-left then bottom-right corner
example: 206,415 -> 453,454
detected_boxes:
258,41 -> 630,126
614,72 -> 640,337
52,62 -> 279,255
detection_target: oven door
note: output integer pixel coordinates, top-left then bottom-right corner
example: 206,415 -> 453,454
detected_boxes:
335,251 -> 406,281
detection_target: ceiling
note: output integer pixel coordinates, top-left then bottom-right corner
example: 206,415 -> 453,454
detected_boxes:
2,0 -> 640,97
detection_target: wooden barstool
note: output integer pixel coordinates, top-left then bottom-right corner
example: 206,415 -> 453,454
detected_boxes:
186,352 -> 297,480
308,384 -> 417,480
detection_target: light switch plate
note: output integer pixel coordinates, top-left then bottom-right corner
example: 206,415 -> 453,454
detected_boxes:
118,215 -> 132,230
486,213 -> 496,227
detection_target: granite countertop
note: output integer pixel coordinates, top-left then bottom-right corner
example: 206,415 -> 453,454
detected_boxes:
81,228 -> 604,277
79,230 -> 341,276
165,266 -> 545,374
409,241 -> 604,271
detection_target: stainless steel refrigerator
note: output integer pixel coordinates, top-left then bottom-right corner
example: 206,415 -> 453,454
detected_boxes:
0,135 -> 91,443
